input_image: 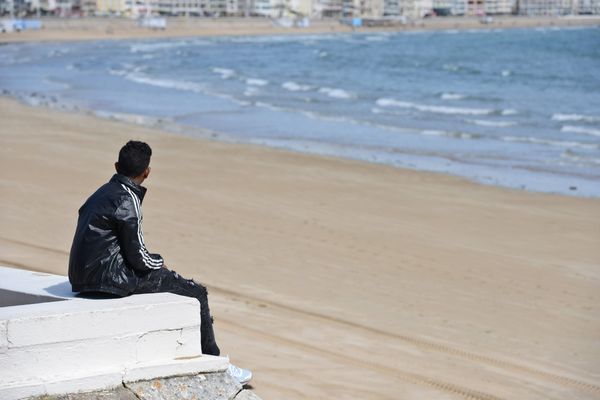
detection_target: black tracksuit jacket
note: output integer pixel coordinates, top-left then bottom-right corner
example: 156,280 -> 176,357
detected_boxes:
69,174 -> 164,296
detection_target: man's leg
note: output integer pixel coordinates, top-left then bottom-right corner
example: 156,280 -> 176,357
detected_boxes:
133,268 -> 220,356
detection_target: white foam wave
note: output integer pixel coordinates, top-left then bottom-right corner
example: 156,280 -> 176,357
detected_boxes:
552,113 -> 600,123
466,119 -> 516,128
109,68 -> 127,76
561,125 -> 600,137
130,41 -> 188,53
365,35 -> 389,42
440,92 -> 466,100
212,67 -> 235,79
47,49 -> 69,57
124,73 -> 205,93
282,81 -> 311,92
376,98 -> 493,116
501,70 -> 511,77
254,101 -> 288,112
421,130 -> 478,139
244,87 -> 260,97
443,64 -> 459,72
319,87 -> 355,99
501,109 -> 518,116
94,110 -> 167,126
246,78 -> 268,86
503,135 -> 598,150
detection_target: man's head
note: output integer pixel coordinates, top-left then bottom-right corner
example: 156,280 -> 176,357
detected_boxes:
115,141 -> 152,184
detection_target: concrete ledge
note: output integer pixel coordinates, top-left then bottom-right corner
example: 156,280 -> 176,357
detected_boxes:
1,371 -> 124,400
29,370 -> 264,400
1,293 -> 200,347
0,266 -> 229,400
124,355 -> 229,383
0,267 -> 75,299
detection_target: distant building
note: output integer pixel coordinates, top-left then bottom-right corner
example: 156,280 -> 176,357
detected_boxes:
288,0 -> 312,16
314,0 -> 342,16
95,0 -> 126,15
450,0 -> 466,14
340,0 -> 383,16
466,0 -> 483,14
484,0 -> 514,13
434,0 -> 473,15
419,0 -> 432,15
383,0 -> 401,15
80,0 -> 95,14
518,0 -> 571,14
0,0 -> 46,15
577,0 -> 600,13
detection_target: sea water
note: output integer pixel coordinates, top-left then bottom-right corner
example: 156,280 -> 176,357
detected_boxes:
1,27 -> 599,196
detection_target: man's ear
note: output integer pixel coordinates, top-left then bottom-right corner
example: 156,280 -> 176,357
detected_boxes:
143,167 -> 151,179
114,162 -> 119,172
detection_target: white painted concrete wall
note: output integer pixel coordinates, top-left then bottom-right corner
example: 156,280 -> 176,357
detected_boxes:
0,266 -> 229,400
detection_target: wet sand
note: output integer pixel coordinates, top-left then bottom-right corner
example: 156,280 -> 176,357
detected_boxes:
1,15 -> 599,43
1,96 -> 599,399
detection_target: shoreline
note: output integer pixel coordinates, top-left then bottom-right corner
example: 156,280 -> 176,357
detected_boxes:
1,86 -> 598,199
1,96 -> 599,399
1,15 -> 599,43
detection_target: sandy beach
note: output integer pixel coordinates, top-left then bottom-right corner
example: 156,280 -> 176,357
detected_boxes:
1,95 -> 599,398
1,15 -> 599,43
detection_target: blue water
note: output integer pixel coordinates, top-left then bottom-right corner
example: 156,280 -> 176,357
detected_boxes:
1,27 -> 600,196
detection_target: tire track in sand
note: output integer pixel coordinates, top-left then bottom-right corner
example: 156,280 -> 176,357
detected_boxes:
211,285 -> 600,395
220,317 -> 506,400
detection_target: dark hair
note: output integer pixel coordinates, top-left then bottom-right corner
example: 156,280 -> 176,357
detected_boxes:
117,141 -> 152,177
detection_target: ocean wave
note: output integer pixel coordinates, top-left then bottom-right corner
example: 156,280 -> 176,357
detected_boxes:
244,87 -> 260,97
502,135 -> 598,150
501,109 -> 518,116
130,41 -> 189,53
376,98 -> 493,116
501,70 -> 512,77
443,64 -> 460,72
421,130 -> 480,140
465,119 -> 516,128
561,125 -> 600,137
319,87 -> 355,99
47,49 -> 70,57
109,68 -> 127,76
561,149 -> 600,166
440,92 -> 467,100
246,78 -> 269,86
365,35 -> 390,42
211,67 -> 236,79
282,81 -> 312,92
124,73 -> 205,93
552,113 -> 600,123
94,110 -> 168,126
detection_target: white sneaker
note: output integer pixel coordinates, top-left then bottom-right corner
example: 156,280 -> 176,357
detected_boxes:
228,363 -> 253,385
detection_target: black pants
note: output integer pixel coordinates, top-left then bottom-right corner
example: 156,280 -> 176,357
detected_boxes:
133,268 -> 220,356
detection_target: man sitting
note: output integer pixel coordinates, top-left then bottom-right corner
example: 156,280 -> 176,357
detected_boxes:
68,140 -> 251,385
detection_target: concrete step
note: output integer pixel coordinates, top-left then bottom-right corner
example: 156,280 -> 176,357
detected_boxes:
0,266 -> 229,400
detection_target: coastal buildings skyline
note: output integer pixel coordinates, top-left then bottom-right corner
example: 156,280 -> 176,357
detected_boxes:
1,0 -> 598,19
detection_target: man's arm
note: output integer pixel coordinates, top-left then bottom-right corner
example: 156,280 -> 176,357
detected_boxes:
116,194 -> 164,273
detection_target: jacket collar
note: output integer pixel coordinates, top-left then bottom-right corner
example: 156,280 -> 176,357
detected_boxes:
111,174 -> 147,202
